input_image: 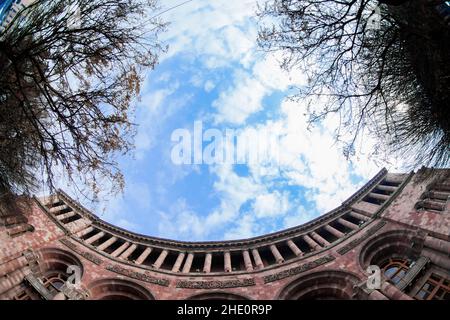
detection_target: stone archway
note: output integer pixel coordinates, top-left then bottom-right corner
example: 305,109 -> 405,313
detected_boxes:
87,278 -> 155,300
38,247 -> 84,279
8,247 -> 86,300
277,270 -> 362,300
358,230 -> 423,270
186,292 -> 250,300
357,230 -> 437,300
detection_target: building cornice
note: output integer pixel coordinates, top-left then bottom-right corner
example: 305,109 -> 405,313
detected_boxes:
50,168 -> 388,249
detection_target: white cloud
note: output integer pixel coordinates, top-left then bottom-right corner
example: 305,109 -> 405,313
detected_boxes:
156,198 -> 205,238
160,0 -> 261,64
253,191 -> 290,218
212,70 -> 266,124
223,214 -> 259,240
204,80 -> 215,92
116,219 -> 139,231
283,206 -> 315,229
211,49 -> 306,125
91,182 -> 154,234
134,83 -> 192,159
90,0 -> 408,241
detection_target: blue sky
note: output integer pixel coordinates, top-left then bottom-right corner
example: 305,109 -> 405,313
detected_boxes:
66,0 -> 404,241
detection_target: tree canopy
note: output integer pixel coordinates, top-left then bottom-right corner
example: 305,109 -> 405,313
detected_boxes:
258,0 -> 449,169
0,0 -> 167,199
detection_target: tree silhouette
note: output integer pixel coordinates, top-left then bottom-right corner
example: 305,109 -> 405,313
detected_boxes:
0,0 -> 167,199
258,0 -> 449,169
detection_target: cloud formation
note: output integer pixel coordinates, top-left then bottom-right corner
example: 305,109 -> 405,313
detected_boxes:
73,0 -> 408,241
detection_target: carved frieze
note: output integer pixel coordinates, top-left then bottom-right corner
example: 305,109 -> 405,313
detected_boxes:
176,278 -> 255,289
263,255 -> 335,283
60,238 -> 103,265
105,264 -> 170,287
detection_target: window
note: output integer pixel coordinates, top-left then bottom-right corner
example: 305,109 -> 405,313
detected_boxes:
13,290 -> 33,300
42,272 -> 68,295
381,258 -> 410,285
415,273 -> 450,300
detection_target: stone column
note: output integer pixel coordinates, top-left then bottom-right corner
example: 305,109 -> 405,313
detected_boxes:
349,211 -> 369,222
135,247 -> 152,265
337,218 -> 359,230
428,190 -> 449,201
203,253 -> 212,273
75,226 -> 94,238
286,240 -> 303,256
303,234 -> 321,251
324,225 -> 345,238
49,204 -> 67,213
369,192 -> 389,202
376,185 -> 396,193
224,252 -> 232,272
110,242 -> 130,258
172,252 -> 185,272
119,244 -> 137,260
269,245 -> 284,264
251,249 -> 264,269
153,250 -> 168,269
84,231 -> 105,245
242,250 -> 253,271
57,211 -> 77,221
310,231 -> 330,247
380,282 -> 413,300
182,253 -> 194,273
69,221 -> 91,236
97,236 -> 117,251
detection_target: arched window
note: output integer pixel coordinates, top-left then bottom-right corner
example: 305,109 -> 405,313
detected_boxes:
87,279 -> 155,300
12,248 -> 84,300
187,292 -> 249,300
42,272 -> 68,295
381,258 -> 410,285
277,270 -> 361,300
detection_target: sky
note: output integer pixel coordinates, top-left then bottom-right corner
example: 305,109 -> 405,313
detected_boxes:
65,0 -> 405,241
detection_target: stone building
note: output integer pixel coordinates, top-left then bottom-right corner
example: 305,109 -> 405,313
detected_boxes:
0,167 -> 449,300
0,0 -> 35,31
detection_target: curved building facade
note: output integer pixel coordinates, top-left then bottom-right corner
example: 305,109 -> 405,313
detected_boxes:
0,168 -> 449,300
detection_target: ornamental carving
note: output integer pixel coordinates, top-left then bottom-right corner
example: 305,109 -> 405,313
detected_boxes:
105,264 -> 170,287
176,278 -> 255,289
263,254 -> 335,283
60,238 -> 103,265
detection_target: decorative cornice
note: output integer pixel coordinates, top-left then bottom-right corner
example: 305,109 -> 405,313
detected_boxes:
175,278 -> 255,289
263,254 -> 335,283
342,168 -> 388,207
60,238 -> 103,265
105,264 -> 170,287
54,168 -> 388,250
